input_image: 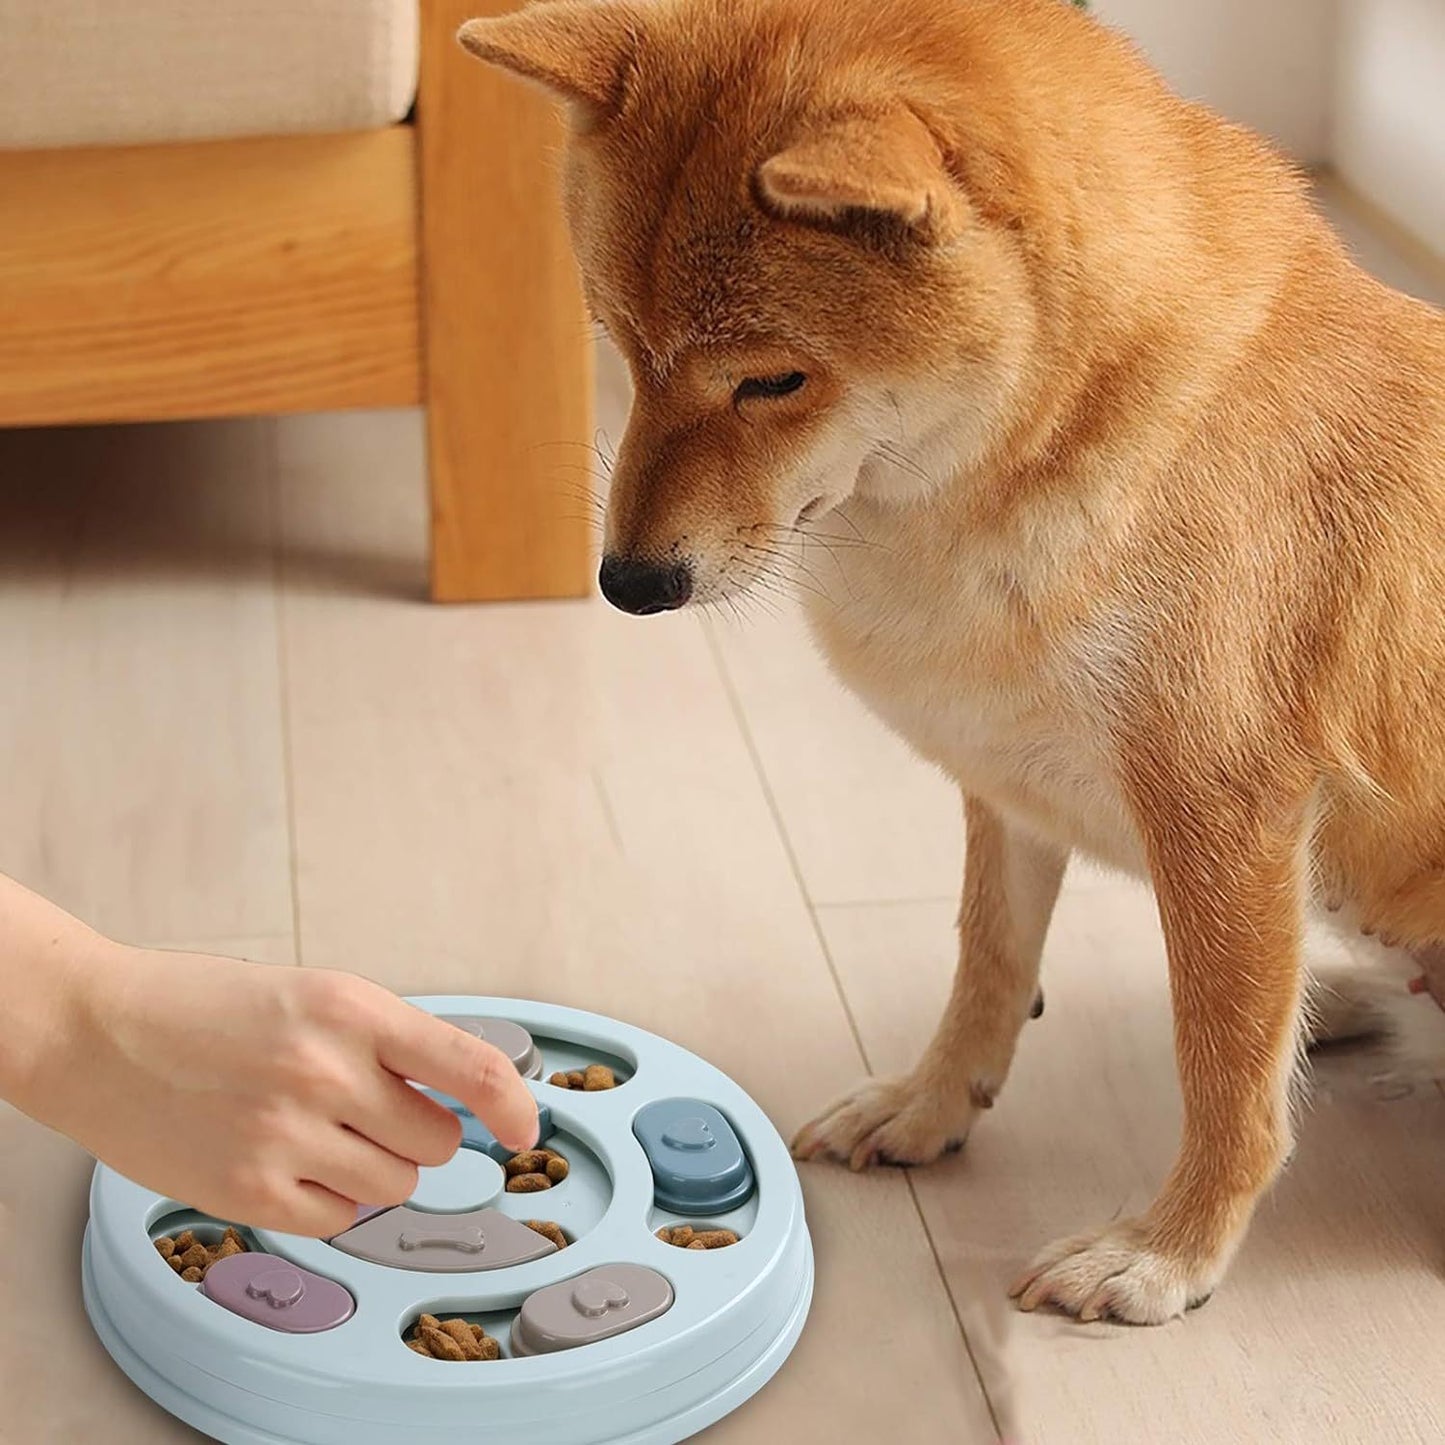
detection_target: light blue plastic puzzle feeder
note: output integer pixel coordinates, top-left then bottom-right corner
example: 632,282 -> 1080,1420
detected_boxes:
81,997 -> 814,1444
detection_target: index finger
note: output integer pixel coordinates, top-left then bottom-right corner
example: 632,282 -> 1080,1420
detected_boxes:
377,1004 -> 539,1152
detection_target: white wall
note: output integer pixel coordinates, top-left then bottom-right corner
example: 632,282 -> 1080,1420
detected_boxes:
1333,0 -> 1445,253
1092,0 -> 1338,163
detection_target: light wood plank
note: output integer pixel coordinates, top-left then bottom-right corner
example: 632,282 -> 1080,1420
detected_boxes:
0,420 -> 293,944
0,1107 -> 210,1444
419,0 -> 595,602
818,885 -> 1445,1442
274,408 -> 997,1440
0,129 -> 421,427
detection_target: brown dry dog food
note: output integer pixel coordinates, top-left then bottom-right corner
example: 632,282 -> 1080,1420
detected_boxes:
154,1226 -> 248,1281
406,1314 -> 501,1362
547,1064 -> 617,1091
523,1220 -> 568,1249
656,1226 -> 740,1250
504,1147 -> 569,1192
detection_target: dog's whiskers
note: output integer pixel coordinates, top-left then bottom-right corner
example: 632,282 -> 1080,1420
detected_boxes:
737,536 -> 837,607
754,521 -> 882,553
872,439 -> 936,490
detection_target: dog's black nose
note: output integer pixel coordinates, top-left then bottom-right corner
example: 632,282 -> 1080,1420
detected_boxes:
598,556 -> 693,615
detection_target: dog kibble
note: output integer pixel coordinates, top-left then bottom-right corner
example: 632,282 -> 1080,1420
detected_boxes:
154,1226 -> 248,1282
656,1225 -> 739,1250
407,1315 -> 501,1362
690,1230 -> 740,1248
438,1320 -> 484,1360
421,1326 -> 466,1362
523,1220 -> 568,1249
503,1147 -> 568,1192
548,1065 -> 617,1090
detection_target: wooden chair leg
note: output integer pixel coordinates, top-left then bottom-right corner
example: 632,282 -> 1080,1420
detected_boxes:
418,0 -> 594,602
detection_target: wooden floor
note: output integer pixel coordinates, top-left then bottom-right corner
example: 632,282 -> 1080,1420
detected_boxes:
2,185 -> 1444,1444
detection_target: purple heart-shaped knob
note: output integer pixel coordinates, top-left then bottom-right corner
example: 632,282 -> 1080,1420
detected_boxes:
245,1268 -> 305,1309
571,1277 -> 630,1318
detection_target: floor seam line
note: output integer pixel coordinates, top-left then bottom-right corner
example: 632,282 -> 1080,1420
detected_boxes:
701,617 -> 1004,1437
905,1172 -> 1007,1441
701,618 -> 872,1071
267,420 -> 306,969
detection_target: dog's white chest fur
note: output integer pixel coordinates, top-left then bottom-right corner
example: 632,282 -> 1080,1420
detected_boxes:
799,506 -> 1146,874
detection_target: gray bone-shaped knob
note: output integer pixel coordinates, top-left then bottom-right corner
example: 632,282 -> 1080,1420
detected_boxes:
398,1226 -> 486,1254
329,1206 -> 557,1273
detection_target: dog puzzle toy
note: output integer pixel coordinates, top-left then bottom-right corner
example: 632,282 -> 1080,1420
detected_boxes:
82,996 -> 813,1444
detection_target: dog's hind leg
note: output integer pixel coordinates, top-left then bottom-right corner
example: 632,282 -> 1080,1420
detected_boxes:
792,796 -> 1067,1169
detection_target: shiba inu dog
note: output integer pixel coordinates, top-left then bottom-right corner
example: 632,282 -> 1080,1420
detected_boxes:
460,0 -> 1445,1323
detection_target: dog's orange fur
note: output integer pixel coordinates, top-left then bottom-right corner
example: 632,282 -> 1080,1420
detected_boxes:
461,0 -> 1445,1323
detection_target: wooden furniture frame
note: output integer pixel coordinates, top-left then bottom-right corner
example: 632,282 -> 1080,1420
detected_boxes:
0,0 -> 593,603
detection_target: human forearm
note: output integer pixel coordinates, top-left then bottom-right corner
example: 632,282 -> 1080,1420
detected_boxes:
0,872 -> 115,1112
0,873 -> 538,1235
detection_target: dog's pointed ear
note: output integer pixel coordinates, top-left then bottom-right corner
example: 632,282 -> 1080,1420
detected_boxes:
457,2 -> 637,111
757,106 -> 952,234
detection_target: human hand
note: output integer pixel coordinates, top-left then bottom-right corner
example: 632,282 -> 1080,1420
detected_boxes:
26,944 -> 538,1237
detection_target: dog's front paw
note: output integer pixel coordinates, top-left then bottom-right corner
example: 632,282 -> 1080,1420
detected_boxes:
791,1075 -> 975,1171
1009,1220 -> 1218,1324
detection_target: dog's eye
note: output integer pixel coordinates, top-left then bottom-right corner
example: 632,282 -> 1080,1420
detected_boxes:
734,371 -> 807,403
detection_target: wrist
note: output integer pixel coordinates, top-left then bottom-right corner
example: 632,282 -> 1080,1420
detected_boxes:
0,917 -> 123,1120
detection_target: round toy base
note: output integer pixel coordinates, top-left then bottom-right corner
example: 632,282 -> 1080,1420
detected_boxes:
81,998 -> 814,1444
83,1229 -> 813,1445
87,1225 -> 814,1445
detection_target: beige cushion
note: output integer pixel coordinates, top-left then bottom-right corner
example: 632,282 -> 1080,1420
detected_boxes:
0,1 -> 418,150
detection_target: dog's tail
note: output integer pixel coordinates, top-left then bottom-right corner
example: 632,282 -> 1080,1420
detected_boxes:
1305,918 -> 1445,1084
